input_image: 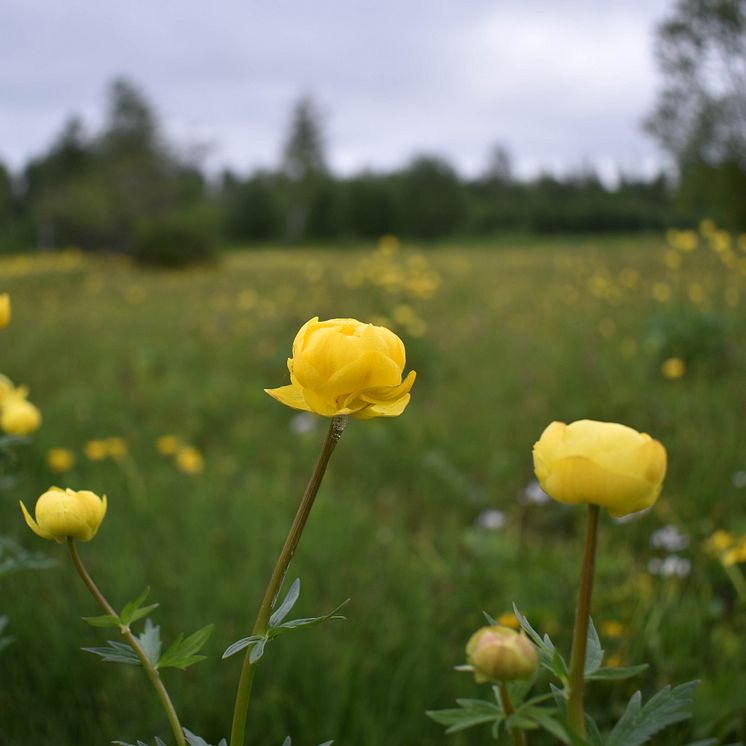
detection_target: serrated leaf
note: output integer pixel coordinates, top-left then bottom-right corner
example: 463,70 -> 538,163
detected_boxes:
427,699 -> 502,734
138,619 -> 162,666
83,640 -> 141,665
269,578 -> 301,628
606,681 -> 700,746
273,599 -> 349,633
183,729 -> 211,746
317,741 -> 334,745
120,588 -> 155,626
584,618 -> 603,674
586,663 -> 648,681
222,634 -> 265,659
83,614 -> 121,628
156,739 -> 168,746
283,739 -> 291,746
513,603 -> 567,680
157,624 -> 213,670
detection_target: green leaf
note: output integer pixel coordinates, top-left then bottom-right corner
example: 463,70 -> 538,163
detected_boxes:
249,637 -> 267,664
82,614 -> 121,628
83,640 -> 141,665
482,610 -> 497,624
586,663 -> 648,681
584,618 -> 603,675
283,739 -> 291,746
427,699 -> 502,734
222,634 -> 265,659
272,599 -> 349,633
138,619 -> 162,666
120,587 -> 159,627
269,578 -> 301,628
606,681 -> 700,746
513,603 -> 568,680
183,730 -> 211,746
157,624 -> 213,670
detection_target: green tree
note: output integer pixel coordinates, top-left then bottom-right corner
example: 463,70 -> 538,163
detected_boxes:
646,0 -> 746,224
280,96 -> 330,241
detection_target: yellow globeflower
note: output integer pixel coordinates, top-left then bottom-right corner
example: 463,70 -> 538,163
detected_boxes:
47,447 -> 76,473
0,294 -> 10,328
532,420 -> 667,518
156,435 -> 182,455
20,487 -> 107,543
661,357 -> 686,380
466,626 -> 538,683
104,436 -> 128,460
176,445 -> 204,474
84,439 -> 108,460
266,317 -> 416,419
0,387 -> 41,436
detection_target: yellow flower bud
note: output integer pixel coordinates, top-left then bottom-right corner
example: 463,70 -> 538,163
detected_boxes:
0,293 -> 10,328
466,626 -> 538,683
176,445 -> 204,474
532,420 -> 667,518
0,387 -> 42,436
265,317 -> 416,419
20,487 -> 107,543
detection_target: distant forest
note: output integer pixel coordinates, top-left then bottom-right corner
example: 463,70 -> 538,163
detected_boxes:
0,71 -> 743,258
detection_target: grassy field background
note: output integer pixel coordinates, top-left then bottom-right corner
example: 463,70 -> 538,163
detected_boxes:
2,233 -> 745,745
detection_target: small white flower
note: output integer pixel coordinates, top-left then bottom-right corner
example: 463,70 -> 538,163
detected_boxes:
518,480 -> 550,505
289,413 -> 317,435
650,525 -> 689,552
648,555 -> 691,577
476,509 -> 506,531
732,470 -> 746,489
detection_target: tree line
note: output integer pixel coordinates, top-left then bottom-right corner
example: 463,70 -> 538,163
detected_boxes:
0,1 -> 742,263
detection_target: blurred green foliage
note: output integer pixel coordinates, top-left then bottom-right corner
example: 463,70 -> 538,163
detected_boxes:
1,233 -> 745,744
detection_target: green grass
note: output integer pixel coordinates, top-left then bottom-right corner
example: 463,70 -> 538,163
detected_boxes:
1,234 -> 746,745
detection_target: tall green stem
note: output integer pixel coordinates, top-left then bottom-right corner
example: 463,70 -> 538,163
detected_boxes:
567,504 -> 600,737
229,415 -> 347,746
499,683 -> 527,746
67,539 -> 185,746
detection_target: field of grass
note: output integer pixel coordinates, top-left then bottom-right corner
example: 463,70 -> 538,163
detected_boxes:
2,231 -> 746,745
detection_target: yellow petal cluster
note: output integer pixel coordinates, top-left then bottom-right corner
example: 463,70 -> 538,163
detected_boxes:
20,487 -> 107,543
0,379 -> 41,436
532,420 -> 667,518
0,293 -> 10,328
465,625 -> 538,683
266,317 -> 416,419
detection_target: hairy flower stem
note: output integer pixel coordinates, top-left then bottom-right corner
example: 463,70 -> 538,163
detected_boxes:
67,539 -> 185,746
229,415 -> 347,746
567,504 -> 600,736
499,683 -> 527,746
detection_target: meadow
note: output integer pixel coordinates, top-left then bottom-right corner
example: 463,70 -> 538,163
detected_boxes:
2,229 -> 745,745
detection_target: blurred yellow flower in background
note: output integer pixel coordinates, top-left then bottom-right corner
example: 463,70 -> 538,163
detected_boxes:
496,611 -> 521,630
0,293 -> 10,328
20,487 -> 107,543
104,436 -> 128,460
0,385 -> 41,436
533,420 -> 667,518
266,317 -> 416,419
600,620 -> 625,639
47,447 -> 76,473
156,435 -> 182,455
176,445 -> 204,474
84,439 -> 109,460
661,357 -> 686,380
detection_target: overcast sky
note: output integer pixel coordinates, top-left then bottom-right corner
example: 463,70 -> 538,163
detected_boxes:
1,0 -> 673,180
